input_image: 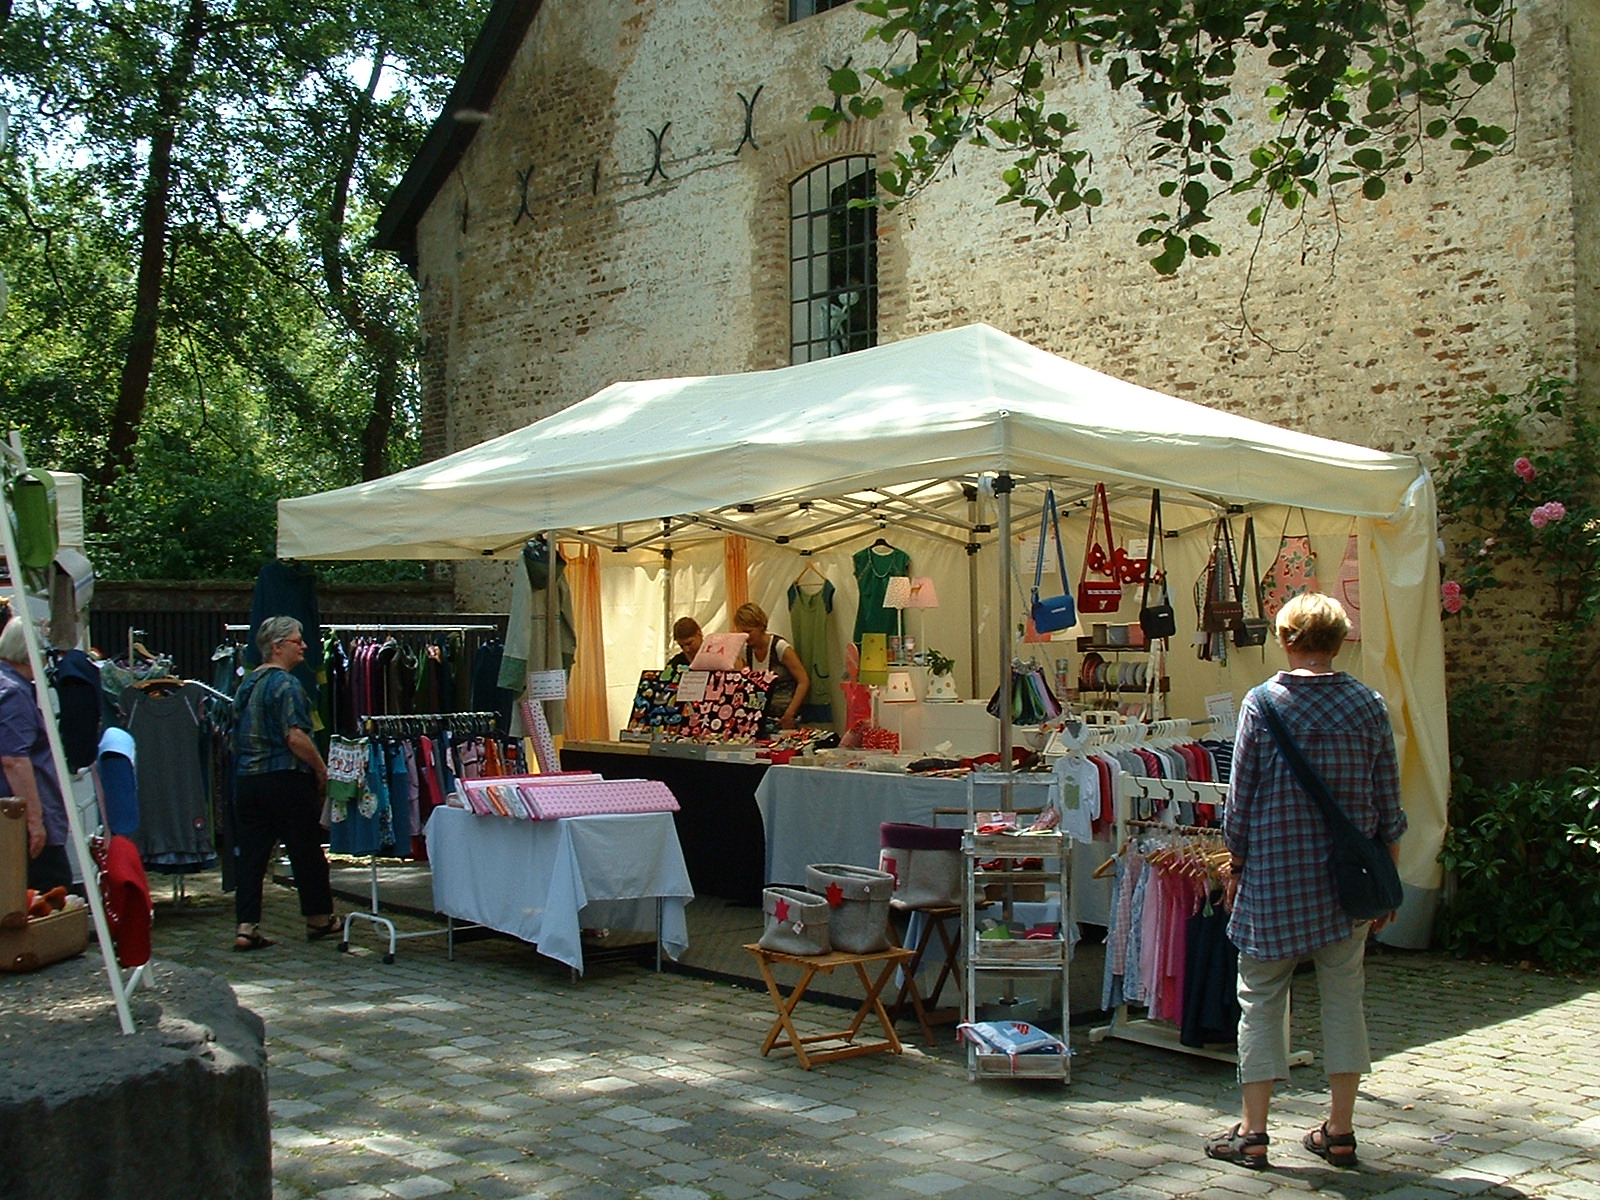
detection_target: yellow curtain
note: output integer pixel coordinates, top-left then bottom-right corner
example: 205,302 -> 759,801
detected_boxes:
724,535 -> 750,614
562,542 -> 609,742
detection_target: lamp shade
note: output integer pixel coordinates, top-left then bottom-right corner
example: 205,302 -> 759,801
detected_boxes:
882,576 -> 913,609
906,576 -> 939,608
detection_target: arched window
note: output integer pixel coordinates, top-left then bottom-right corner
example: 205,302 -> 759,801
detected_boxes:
789,157 -> 877,364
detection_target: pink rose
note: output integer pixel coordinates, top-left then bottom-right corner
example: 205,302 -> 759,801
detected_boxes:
1443,594 -> 1464,614
1514,457 -> 1536,481
1441,580 -> 1463,599
1544,501 -> 1567,521
1484,536 -> 1497,548
1529,506 -> 1550,529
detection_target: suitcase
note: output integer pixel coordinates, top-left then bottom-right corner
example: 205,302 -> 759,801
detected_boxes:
0,898 -> 89,972
0,799 -> 28,930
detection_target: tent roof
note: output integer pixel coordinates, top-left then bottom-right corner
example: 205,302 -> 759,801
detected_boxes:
277,324 -> 1424,560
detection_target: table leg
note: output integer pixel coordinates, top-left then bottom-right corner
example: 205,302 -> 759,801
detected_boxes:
756,957 -> 821,1069
851,958 -> 906,1056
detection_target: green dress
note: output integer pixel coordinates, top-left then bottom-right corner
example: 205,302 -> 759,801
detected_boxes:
851,544 -> 910,643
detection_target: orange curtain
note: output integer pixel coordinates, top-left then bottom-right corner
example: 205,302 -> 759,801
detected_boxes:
724,535 -> 750,615
562,542 -> 609,741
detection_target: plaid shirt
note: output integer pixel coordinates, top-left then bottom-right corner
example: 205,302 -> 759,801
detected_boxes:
234,666 -> 313,776
1225,672 -> 1405,961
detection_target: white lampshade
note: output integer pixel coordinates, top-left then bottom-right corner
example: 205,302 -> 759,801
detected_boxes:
906,576 -> 939,608
882,576 -> 913,609
883,671 -> 917,702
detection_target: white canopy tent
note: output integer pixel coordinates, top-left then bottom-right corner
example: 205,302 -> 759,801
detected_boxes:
278,323 -> 1448,944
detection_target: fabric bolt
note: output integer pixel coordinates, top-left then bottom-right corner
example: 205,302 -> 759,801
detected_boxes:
786,580 -> 835,723
851,544 -> 911,642
0,659 -> 67,847
1225,672 -> 1405,961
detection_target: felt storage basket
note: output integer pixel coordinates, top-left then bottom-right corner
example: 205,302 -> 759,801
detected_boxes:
878,822 -> 963,909
805,863 -> 894,954
757,886 -> 831,955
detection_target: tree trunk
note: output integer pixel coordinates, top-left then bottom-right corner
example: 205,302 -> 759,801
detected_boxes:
95,0 -> 208,506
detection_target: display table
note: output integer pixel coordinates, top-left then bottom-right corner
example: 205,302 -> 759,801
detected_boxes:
561,740 -> 768,905
745,943 -> 915,1069
423,806 -> 693,974
754,764 -> 1112,925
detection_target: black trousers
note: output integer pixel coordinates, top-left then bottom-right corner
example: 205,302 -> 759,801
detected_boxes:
27,843 -> 72,893
234,769 -> 332,925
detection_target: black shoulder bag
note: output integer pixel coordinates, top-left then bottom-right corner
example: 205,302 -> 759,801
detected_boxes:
1232,516 -> 1271,647
1139,490 -> 1177,641
1256,692 -> 1404,921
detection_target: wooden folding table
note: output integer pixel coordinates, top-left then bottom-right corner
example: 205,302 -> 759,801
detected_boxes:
744,943 -> 915,1069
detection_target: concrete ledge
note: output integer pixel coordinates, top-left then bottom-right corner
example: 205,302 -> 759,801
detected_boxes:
0,956 -> 269,1200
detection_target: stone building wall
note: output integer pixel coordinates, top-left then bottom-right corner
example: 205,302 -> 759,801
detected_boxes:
407,0 -> 1595,754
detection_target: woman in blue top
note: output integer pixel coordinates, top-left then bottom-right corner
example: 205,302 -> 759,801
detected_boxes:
232,616 -> 336,950
1208,593 -> 1406,1170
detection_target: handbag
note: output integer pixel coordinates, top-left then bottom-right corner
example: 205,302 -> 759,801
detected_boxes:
1232,516 -> 1271,647
1029,489 -> 1077,633
1138,489 -> 1177,641
1198,518 -> 1244,633
1261,508 -> 1320,619
1077,483 -> 1124,615
1256,693 -> 1404,921
1337,524 -> 1361,642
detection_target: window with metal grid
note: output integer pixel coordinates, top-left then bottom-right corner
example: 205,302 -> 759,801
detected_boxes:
789,0 -> 854,21
789,157 -> 878,364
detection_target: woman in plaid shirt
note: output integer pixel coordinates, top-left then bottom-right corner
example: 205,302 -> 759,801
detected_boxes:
1207,593 -> 1405,1170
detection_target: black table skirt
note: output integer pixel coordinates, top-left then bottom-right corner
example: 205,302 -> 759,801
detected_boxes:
559,748 -> 768,906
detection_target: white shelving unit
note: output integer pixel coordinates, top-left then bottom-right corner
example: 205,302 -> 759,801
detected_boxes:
961,773 -> 1070,1082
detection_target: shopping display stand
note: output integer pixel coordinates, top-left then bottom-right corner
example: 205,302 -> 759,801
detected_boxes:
744,942 -> 914,1069
2,431 -> 139,1033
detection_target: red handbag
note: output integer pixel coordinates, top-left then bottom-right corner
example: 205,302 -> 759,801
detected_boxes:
1077,483 -> 1125,614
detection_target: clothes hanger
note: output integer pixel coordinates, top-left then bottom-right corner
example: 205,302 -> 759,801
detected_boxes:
793,560 -> 828,587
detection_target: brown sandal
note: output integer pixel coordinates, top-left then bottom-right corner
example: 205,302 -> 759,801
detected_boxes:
233,930 -> 274,952
1205,1123 -> 1270,1169
305,915 -> 340,941
1303,1123 -> 1358,1167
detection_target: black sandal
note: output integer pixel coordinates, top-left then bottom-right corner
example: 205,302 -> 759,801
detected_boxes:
233,930 -> 275,952
1205,1123 -> 1270,1169
1303,1123 -> 1358,1167
305,916 -> 340,942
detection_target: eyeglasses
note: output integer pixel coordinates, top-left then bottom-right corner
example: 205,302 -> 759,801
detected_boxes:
278,636 -> 306,646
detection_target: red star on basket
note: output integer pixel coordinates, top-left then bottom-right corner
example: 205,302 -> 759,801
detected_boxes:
826,881 -> 844,906
773,896 -> 790,922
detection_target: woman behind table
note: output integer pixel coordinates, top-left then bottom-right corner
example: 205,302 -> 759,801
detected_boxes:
732,603 -> 809,733
666,617 -> 703,669
232,616 -> 337,950
1207,592 -> 1405,1170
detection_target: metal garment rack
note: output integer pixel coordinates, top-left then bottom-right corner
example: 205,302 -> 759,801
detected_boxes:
1086,771 -> 1312,1067
334,709 -> 500,964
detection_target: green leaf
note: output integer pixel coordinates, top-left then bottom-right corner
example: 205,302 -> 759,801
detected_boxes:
829,68 -> 862,96
1150,235 -> 1187,275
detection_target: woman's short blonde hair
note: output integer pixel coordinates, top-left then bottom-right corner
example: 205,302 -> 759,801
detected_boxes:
1275,593 -> 1349,657
732,603 -> 767,631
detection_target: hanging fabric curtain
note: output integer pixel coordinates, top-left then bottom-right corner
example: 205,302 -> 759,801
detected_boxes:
562,542 -> 610,742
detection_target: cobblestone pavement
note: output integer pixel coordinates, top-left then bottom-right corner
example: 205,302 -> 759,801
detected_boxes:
148,874 -> 1600,1200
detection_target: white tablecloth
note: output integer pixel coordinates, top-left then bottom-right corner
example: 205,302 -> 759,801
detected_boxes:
753,765 -> 1111,925
424,806 -> 694,973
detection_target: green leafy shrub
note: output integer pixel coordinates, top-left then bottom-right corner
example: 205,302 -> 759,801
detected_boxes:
1437,768 -> 1600,974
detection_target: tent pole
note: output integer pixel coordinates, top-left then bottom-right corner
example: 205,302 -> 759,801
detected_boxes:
965,484 -> 981,701
994,474 -> 1014,785
544,529 -> 558,668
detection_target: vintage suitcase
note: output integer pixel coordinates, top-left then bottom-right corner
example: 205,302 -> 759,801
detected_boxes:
0,898 -> 89,972
1,798 -> 28,930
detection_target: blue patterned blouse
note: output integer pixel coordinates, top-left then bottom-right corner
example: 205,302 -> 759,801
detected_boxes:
1225,671 -> 1406,961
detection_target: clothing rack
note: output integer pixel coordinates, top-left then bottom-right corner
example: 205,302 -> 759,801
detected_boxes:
336,711 -> 500,964
1087,771 -> 1313,1068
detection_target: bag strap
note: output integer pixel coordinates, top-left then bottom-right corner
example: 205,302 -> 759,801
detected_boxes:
1082,482 -> 1114,578
1238,516 -> 1264,617
1033,488 -> 1071,600
1212,517 -> 1241,604
1256,691 -> 1362,840
1141,489 -> 1167,608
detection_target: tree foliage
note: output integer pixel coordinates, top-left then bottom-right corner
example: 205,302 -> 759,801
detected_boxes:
0,0 -> 490,577
814,0 -> 1516,274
